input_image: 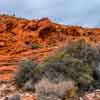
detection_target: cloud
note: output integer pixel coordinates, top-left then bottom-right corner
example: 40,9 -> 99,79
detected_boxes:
1,0 -> 100,27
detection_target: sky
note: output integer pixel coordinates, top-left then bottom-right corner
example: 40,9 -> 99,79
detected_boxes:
0,0 -> 100,27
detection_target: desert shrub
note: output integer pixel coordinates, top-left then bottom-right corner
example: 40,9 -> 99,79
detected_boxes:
31,43 -> 41,49
35,40 -> 100,90
64,39 -> 100,68
14,58 -> 37,87
65,39 -> 100,83
42,54 -> 93,86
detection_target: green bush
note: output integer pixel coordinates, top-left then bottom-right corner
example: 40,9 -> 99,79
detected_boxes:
64,39 -> 100,67
31,43 -> 41,49
14,58 -> 37,87
41,53 -> 93,86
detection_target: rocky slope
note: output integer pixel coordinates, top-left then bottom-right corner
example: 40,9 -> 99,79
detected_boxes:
0,15 -> 100,65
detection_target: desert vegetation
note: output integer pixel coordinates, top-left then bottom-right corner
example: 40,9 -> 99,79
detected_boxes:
14,39 -> 100,100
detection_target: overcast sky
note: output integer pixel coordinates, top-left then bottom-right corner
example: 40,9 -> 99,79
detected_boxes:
0,0 -> 100,27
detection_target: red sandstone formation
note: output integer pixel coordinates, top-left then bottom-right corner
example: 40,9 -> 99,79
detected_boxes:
0,15 -> 100,63
0,15 -> 100,81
